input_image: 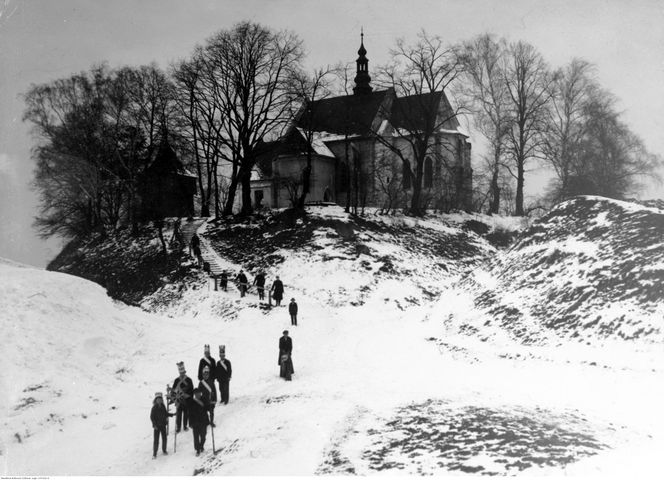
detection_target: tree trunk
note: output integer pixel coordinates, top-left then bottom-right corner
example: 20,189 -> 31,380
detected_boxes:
410,158 -> 424,216
515,157 -> 525,216
239,166 -> 253,216
488,164 -> 501,215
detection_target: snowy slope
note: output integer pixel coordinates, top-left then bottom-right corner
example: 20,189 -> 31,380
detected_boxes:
3,199 -> 664,476
448,196 -> 664,346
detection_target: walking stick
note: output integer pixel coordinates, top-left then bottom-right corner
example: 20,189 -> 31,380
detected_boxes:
210,412 -> 216,455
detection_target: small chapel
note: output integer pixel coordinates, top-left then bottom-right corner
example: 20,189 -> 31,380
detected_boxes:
248,33 -> 473,212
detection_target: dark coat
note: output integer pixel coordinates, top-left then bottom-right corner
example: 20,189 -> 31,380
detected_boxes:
253,273 -> 266,287
171,375 -> 194,406
191,234 -> 200,249
279,336 -> 293,355
216,358 -> 232,382
150,402 -> 173,428
237,273 -> 248,284
289,301 -> 298,315
198,355 -> 217,381
187,397 -> 210,428
271,280 -> 284,301
198,376 -> 217,404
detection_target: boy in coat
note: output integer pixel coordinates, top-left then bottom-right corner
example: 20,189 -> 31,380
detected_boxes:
187,388 -> 210,456
150,392 -> 174,458
288,298 -> 298,326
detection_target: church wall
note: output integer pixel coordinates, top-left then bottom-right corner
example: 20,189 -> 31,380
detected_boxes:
272,155 -> 336,207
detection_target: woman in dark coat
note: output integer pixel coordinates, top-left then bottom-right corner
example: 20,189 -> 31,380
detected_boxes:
271,276 -> 284,306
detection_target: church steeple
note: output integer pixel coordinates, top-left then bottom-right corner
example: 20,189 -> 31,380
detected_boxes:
353,29 -> 373,95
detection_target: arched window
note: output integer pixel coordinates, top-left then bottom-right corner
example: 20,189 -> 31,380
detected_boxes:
424,157 -> 433,189
402,161 -> 411,190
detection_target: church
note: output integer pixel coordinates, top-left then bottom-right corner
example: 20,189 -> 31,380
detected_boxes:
248,34 -> 473,213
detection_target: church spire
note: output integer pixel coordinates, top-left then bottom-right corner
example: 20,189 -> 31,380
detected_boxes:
353,28 -> 373,95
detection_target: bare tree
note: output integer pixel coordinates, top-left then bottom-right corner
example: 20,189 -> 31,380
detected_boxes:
373,31 -> 467,216
172,53 -> 224,217
503,41 -> 553,216
460,34 -> 510,214
196,21 -> 303,216
288,66 -> 336,209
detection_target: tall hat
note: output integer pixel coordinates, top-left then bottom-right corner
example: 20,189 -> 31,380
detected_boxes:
219,345 -> 226,355
204,344 -> 210,353
177,361 -> 186,374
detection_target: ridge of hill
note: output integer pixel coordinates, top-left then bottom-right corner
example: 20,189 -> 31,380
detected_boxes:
444,196 -> 664,346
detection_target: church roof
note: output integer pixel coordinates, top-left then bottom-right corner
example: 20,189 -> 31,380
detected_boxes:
146,138 -> 194,177
390,91 -> 460,132
295,89 -> 389,136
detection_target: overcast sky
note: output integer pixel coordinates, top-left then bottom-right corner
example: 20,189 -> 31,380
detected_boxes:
1,0 -> 663,268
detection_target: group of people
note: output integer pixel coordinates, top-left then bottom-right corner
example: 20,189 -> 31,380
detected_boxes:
150,345 -> 232,458
151,331 -> 297,459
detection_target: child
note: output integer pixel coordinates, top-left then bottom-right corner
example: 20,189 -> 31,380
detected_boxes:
150,392 -> 174,459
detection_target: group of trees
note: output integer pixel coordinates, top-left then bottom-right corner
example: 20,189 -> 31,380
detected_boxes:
460,34 -> 661,215
25,22 -> 661,242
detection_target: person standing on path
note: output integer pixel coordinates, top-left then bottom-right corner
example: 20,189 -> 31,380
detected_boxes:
170,362 -> 194,433
253,271 -> 266,301
216,345 -> 232,405
198,366 -> 217,427
150,392 -> 174,459
197,344 -> 217,382
236,270 -> 249,297
271,276 -> 284,306
288,298 -> 298,326
190,233 -> 203,267
278,330 -> 294,380
187,388 -> 210,456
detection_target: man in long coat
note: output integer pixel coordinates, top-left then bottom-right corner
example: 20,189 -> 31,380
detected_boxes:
216,345 -> 233,405
271,276 -> 284,306
253,271 -> 266,301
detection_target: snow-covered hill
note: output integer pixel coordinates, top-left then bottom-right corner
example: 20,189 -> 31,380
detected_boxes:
4,198 -> 664,476
443,196 -> 664,347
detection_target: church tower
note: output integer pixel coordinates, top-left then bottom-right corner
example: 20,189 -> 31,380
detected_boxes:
353,29 -> 373,95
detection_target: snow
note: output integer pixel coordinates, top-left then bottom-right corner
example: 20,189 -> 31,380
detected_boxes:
2,196 -> 664,476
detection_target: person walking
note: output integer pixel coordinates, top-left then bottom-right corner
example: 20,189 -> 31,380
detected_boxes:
219,271 -> 228,292
288,298 -> 298,326
236,270 -> 249,297
253,271 -> 266,301
190,233 -> 203,267
150,392 -> 174,459
271,276 -> 284,306
216,345 -> 232,405
278,330 -> 294,381
170,362 -> 194,433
